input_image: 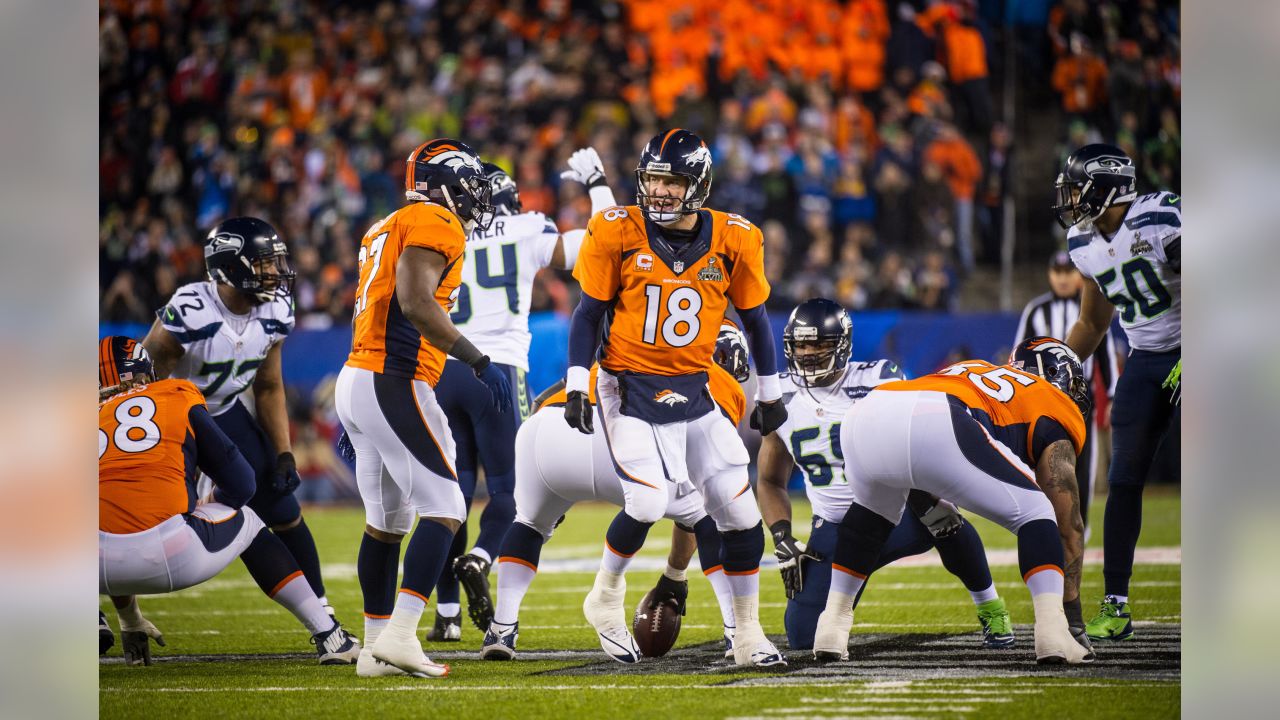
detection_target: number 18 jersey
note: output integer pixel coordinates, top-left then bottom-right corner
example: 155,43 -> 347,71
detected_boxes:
573,207 -> 770,377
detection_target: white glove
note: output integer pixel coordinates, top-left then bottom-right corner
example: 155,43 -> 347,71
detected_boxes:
560,147 -> 606,187
918,498 -> 965,538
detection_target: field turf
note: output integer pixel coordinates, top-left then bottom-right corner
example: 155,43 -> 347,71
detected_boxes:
100,489 -> 1181,719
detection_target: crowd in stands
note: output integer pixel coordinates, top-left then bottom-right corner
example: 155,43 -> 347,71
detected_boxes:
100,0 -> 1180,327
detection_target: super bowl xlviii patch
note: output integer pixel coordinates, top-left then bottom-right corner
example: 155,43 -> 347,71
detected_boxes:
697,257 -> 724,282
1130,235 -> 1154,255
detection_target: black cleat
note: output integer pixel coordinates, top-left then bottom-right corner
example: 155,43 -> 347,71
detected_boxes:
99,611 -> 115,656
425,611 -> 463,642
453,553 -> 494,631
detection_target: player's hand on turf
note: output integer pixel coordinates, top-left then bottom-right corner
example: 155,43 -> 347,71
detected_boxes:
474,357 -> 512,413
564,390 -> 593,434
750,398 -> 788,436
120,618 -> 165,666
336,430 -> 356,462
271,451 -> 301,495
560,147 -> 607,187
918,498 -> 965,539
771,521 -> 821,600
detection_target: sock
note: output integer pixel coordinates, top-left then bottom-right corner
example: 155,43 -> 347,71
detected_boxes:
115,596 -> 144,627
387,591 -> 427,634
434,520 -> 467,607
1109,594 -> 1129,605
833,504 -> 896,577
663,564 -> 687,582
600,545 -> 631,576
1024,564 -> 1065,597
969,583 -> 1000,605
270,573 -> 335,636
364,616 -> 388,646
1016,518 -> 1066,588
357,531 -> 401,620
831,563 -> 868,599
474,488 -> 516,558
318,595 -> 330,608
725,568 -> 759,598
1102,484 -> 1144,598
241,526 -> 311,603
273,517 -> 326,598
720,522 -> 764,574
494,558 -> 537,626
396,518 -> 456,624
705,568 -> 735,628
470,547 -> 492,565
603,511 -> 653,574
933,520 -> 996,593
437,603 -> 461,617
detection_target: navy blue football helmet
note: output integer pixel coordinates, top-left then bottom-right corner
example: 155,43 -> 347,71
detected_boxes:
1009,336 -> 1091,416
205,217 -> 295,305
635,129 -> 713,225
99,335 -> 153,399
405,138 -> 494,231
1053,143 -> 1138,229
483,162 -> 522,216
783,298 -> 853,387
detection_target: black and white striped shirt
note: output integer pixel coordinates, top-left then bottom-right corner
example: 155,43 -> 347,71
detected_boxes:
1014,291 -> 1117,396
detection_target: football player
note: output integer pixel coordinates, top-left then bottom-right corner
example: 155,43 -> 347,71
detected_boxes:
811,338 -> 1096,665
428,155 -> 591,641
757,299 -> 1013,651
335,139 -> 510,679
479,323 -> 750,661
142,217 -> 332,615
1057,144 -> 1181,642
565,129 -> 787,667
99,337 -> 358,666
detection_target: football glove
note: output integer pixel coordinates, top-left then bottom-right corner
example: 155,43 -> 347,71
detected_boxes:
564,390 -> 593,434
119,614 -> 165,666
270,451 -> 301,495
648,574 -> 689,616
336,430 -> 355,462
1162,358 -> 1181,405
917,497 -> 965,539
473,356 -> 513,414
771,521 -> 822,599
750,398 -> 788,436
559,147 -> 607,187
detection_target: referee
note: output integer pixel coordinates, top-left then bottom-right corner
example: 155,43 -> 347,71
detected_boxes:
1014,251 -> 1117,535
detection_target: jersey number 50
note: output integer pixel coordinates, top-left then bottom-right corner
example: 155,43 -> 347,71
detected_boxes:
642,285 -> 703,347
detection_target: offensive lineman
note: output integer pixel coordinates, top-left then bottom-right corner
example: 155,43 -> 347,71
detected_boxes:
1056,144 -> 1182,641
565,129 -> 788,667
758,299 -> 1013,651
335,139 -> 510,678
143,217 -> 331,612
428,159 -> 586,640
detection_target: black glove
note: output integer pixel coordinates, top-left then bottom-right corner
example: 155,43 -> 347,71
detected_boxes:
336,430 -> 355,462
771,520 -> 822,599
649,574 -> 689,616
472,356 -> 512,414
750,398 -> 788,436
271,451 -> 301,495
564,390 -> 594,434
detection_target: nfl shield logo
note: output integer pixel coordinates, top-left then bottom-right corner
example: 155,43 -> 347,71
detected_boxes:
673,260 -> 684,273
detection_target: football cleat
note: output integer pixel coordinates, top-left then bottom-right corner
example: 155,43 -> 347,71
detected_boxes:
356,647 -> 408,677
812,607 -> 852,662
480,621 -> 519,661
312,622 -> 360,665
723,624 -> 735,659
732,622 -> 786,668
1086,596 -> 1134,641
425,611 -> 463,642
976,597 -> 1016,648
583,584 -> 641,663
99,611 -> 115,656
1071,623 -> 1096,656
1033,605 -> 1094,665
370,626 -> 450,678
453,553 -> 494,631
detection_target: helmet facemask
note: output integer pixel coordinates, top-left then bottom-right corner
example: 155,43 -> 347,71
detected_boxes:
244,254 -> 296,304
636,170 -> 704,226
785,336 -> 848,388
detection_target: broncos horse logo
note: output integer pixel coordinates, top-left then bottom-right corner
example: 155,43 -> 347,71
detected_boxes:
654,389 -> 689,407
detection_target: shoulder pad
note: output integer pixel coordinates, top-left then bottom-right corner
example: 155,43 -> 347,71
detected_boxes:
1159,192 -> 1181,208
159,283 -> 222,343
1066,229 -> 1092,252
159,378 -> 208,407
257,297 -> 295,338
877,359 -> 905,380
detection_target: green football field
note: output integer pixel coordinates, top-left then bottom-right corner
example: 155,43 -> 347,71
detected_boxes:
100,489 -> 1181,719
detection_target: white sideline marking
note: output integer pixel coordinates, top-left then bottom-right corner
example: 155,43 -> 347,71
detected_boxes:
100,680 -> 1174,694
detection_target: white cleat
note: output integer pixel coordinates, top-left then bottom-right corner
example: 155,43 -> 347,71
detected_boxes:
732,622 -> 786,668
356,646 -> 407,677
582,584 -> 640,663
312,622 -> 361,665
812,608 -> 852,662
370,626 -> 450,677
1035,615 -> 1095,665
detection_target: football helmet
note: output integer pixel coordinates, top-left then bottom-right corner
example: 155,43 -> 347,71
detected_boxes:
1009,336 -> 1091,416
204,216 -> 295,304
99,335 -> 153,399
635,128 -> 713,225
405,138 -> 494,231
1052,143 -> 1138,229
483,162 -> 522,216
783,298 -> 853,388
714,320 -> 750,383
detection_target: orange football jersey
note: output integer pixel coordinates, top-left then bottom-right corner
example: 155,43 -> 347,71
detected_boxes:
347,201 -> 467,385
540,363 -> 746,425
879,360 -> 1086,467
99,379 -> 206,534
573,206 -> 770,376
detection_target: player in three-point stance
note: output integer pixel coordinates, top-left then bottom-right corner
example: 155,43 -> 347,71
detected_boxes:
143,217 -> 334,615
1056,144 -> 1181,641
565,128 -> 788,667
99,337 -> 358,666
812,337 -> 1096,665
335,139 -> 511,678
428,156 -> 591,640
756,298 -> 1014,651
480,323 -> 751,660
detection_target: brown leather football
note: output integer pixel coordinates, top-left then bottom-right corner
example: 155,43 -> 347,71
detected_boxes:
632,589 -> 682,658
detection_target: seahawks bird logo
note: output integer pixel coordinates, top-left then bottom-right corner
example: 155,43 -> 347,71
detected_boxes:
206,233 -> 244,256
1082,155 -> 1135,177
654,390 -> 689,407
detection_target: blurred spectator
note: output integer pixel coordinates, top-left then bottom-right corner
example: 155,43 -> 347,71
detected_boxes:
977,121 -> 1014,264
916,249 -> 957,311
1051,33 -> 1109,126
870,250 -> 916,309
923,123 -> 981,272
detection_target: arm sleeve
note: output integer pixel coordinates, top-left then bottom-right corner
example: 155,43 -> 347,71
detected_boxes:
588,186 -> 619,215
1031,416 -> 1076,461
188,404 -> 256,508
568,293 -> 610,370
737,304 -> 779,377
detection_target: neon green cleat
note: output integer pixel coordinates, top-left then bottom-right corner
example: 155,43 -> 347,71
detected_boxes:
976,597 -> 1015,648
1086,596 -> 1134,641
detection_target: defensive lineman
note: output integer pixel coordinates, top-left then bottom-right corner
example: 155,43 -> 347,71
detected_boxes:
1056,143 -> 1182,641
143,217 -> 331,611
566,128 -> 788,667
757,299 -> 1013,650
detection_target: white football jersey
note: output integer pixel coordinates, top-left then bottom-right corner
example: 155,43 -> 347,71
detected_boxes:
159,281 -> 294,416
777,359 -> 906,523
451,211 -> 561,369
1068,191 -> 1182,352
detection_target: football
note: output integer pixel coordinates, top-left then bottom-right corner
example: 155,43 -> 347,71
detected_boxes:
632,589 -> 682,658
